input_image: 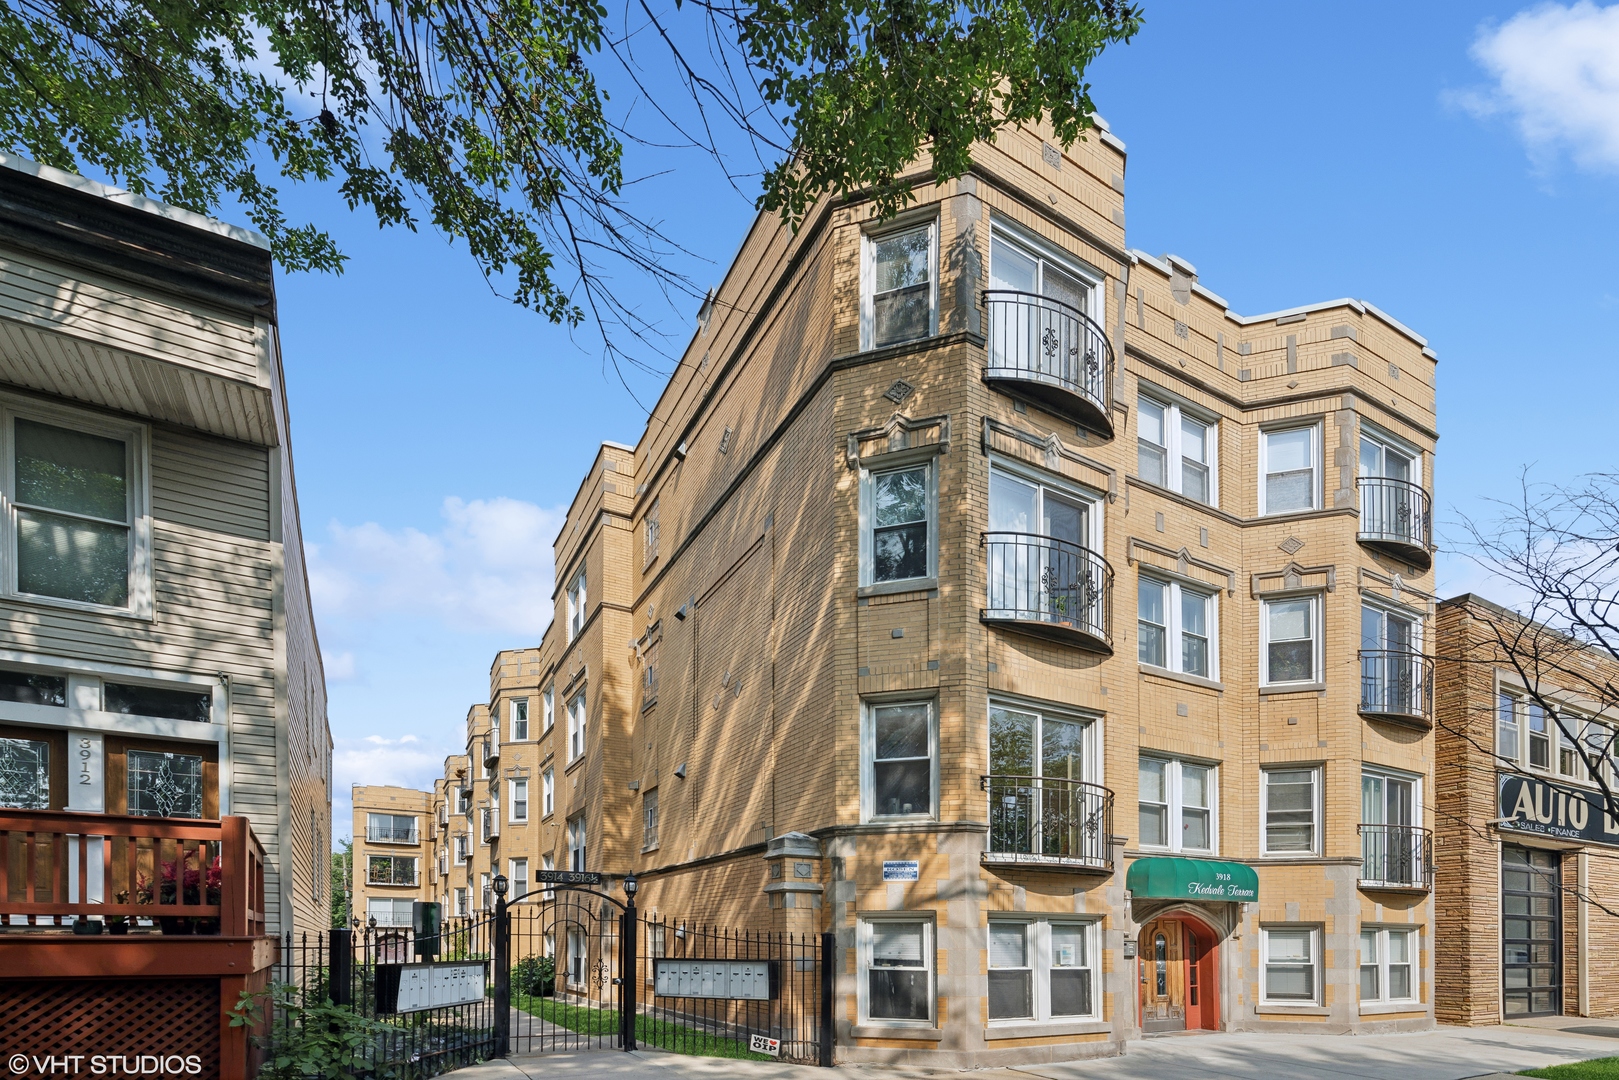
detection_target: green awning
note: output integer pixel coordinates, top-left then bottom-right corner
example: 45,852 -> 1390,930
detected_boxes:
1126,857 -> 1258,902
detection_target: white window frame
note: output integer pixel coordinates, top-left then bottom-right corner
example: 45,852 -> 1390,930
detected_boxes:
454,887 -> 468,916
860,218 -> 938,352
1359,926 -> 1418,1006
480,872 -> 491,912
1260,765 -> 1322,857
856,916 -> 935,1026
1136,391 -> 1217,506
986,918 -> 1101,1025
988,698 -> 1099,784
1361,765 -> 1421,827
987,222 -> 1106,324
1497,690 -> 1521,766
1137,575 -> 1219,680
988,458 -> 1105,551
0,398 -> 153,618
567,815 -> 587,872
1358,423 -> 1422,484
542,685 -> 555,733
567,690 -> 587,763
1259,423 -> 1321,516
643,787 -> 660,851
509,778 -> 528,823
566,570 -> 587,641
366,854 -> 418,887
1260,926 -> 1321,1004
542,767 -> 555,817
509,858 -> 529,904
454,833 -> 469,864
860,699 -> 939,823
511,698 -> 529,741
1261,593 -> 1322,686
1137,755 -> 1217,854
858,458 -> 938,587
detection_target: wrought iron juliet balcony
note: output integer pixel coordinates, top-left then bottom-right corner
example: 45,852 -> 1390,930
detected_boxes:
982,290 -> 1114,437
981,532 -> 1113,653
1359,648 -> 1434,729
1357,476 -> 1433,569
1358,824 -> 1433,891
982,775 -> 1114,871
366,822 -> 420,844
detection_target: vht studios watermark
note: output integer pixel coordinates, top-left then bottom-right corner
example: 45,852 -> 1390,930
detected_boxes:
7,1054 -> 203,1077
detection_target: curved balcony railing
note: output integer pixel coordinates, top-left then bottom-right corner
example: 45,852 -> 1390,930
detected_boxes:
1359,824 -> 1433,890
1357,476 -> 1433,568
983,290 -> 1114,436
982,775 -> 1113,870
981,532 -> 1112,652
1359,648 -> 1434,727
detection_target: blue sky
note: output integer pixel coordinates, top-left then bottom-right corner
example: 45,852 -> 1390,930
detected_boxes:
286,1 -> 1619,836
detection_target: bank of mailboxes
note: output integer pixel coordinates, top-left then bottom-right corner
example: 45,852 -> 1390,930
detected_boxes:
653,959 -> 778,1000
375,960 -> 488,1014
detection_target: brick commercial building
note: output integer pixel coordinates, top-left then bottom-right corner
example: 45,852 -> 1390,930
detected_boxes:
414,118 -> 1444,1064
1434,594 -> 1619,1024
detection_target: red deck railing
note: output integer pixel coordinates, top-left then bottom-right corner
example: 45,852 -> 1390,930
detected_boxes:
0,811 -> 266,935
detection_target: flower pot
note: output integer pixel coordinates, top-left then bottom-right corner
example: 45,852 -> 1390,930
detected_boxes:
158,917 -> 195,935
71,919 -> 102,935
107,923 -> 130,935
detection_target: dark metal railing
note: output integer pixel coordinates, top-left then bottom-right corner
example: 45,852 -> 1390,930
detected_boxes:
982,775 -> 1113,869
1358,824 -> 1433,889
1359,649 -> 1434,722
1357,476 -> 1432,553
366,824 -> 420,845
983,290 -> 1112,418
982,531 -> 1112,647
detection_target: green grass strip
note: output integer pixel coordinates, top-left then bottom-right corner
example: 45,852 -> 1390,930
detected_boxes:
512,994 -> 774,1060
1521,1058 -> 1619,1079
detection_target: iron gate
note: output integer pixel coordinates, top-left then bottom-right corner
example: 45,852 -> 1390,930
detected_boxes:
496,883 -> 833,1065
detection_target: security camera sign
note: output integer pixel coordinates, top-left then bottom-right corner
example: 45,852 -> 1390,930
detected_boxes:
748,1034 -> 781,1058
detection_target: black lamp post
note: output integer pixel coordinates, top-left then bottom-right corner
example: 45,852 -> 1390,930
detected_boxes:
493,873 -> 508,899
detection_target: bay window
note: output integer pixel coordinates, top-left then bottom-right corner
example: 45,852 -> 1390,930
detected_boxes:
862,222 -> 936,351
861,462 -> 935,586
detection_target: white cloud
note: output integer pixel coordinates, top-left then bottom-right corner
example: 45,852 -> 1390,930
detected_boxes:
323,649 -> 358,681
1454,2 -> 1619,172
331,734 -> 450,840
309,496 -> 564,637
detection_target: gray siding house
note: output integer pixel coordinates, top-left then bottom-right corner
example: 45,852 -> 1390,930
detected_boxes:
0,153 -> 330,935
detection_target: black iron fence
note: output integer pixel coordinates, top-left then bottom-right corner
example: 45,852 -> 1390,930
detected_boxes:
1359,648 -> 1434,722
1357,476 -> 1432,553
982,775 -> 1114,869
1358,824 -> 1433,889
982,531 -> 1112,647
271,918 -> 497,1078
982,289 -> 1112,417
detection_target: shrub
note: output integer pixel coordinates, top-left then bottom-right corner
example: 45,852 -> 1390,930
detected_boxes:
511,955 -> 555,997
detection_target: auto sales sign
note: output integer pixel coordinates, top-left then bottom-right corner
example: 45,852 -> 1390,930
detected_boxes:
1498,773 -> 1619,847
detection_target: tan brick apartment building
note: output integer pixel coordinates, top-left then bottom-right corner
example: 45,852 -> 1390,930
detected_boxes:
408,118 -> 1443,1064
351,784 -> 433,927
1434,594 -> 1619,1024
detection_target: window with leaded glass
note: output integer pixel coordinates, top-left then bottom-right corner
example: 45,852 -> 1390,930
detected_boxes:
126,750 -> 203,818
0,737 -> 49,809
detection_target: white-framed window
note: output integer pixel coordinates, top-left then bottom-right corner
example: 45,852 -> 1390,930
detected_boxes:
366,813 -> 418,844
989,701 -> 1093,782
1359,427 -> 1420,485
644,497 -> 660,566
643,787 -> 660,850
0,402 -> 152,615
989,462 -> 1101,549
454,834 -> 469,864
568,926 -> 588,988
1558,711 -> 1585,779
366,854 -> 418,886
1137,576 -> 1217,679
859,461 -> 936,586
567,815 -> 587,872
1361,767 -> 1417,828
510,858 -> 529,904
989,226 -> 1101,322
454,887 -> 468,916
858,917 -> 933,1024
987,919 -> 1099,1023
542,685 -> 555,733
1138,755 -> 1215,853
566,570 -> 587,641
542,767 -> 555,817
1260,424 -> 1319,515
511,699 -> 529,741
480,872 -> 491,912
1262,927 -> 1319,1003
1498,691 -> 1521,763
1262,594 -> 1320,685
567,690 -> 586,763
1359,927 -> 1417,1004
1261,766 -> 1321,856
1528,699 -> 1551,771
368,897 -> 415,928
862,700 -> 937,821
1137,394 -> 1216,505
510,778 -> 528,823
861,220 -> 937,351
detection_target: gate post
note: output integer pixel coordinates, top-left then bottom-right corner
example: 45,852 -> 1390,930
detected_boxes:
329,928 -> 353,1006
819,932 -> 835,1067
493,890 -> 511,1057
620,877 -> 638,1052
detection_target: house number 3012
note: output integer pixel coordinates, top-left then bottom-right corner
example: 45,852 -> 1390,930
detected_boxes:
79,738 -> 94,784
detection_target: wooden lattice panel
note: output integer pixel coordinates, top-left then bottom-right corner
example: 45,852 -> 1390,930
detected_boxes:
0,979 -> 220,1074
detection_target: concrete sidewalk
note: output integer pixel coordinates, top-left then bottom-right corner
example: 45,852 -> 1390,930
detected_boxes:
449,1024 -> 1619,1080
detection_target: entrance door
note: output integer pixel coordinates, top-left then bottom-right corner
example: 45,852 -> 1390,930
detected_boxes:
1503,845 -> 1562,1017
1139,917 -> 1186,1032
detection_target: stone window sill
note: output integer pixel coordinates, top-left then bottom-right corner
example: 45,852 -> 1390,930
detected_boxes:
858,578 -> 938,599
1359,1002 -> 1423,1016
1259,682 -> 1327,696
983,1019 -> 1109,1041
1138,664 -> 1224,692
1255,1004 -> 1329,1016
851,1024 -> 942,1041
